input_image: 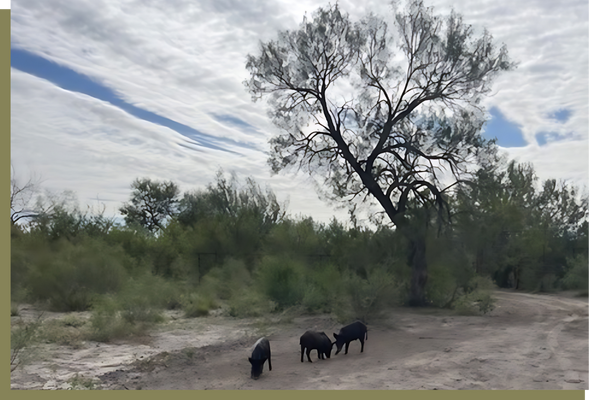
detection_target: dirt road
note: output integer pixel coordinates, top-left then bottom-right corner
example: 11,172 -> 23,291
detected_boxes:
11,290 -> 588,390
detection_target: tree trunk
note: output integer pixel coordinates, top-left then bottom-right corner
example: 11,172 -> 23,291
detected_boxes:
408,236 -> 428,306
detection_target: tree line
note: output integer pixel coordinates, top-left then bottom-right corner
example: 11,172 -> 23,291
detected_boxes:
11,158 -> 588,321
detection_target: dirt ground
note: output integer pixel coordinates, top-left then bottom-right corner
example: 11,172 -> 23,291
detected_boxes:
10,289 -> 588,390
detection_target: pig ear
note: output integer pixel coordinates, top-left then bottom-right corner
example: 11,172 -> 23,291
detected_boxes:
333,333 -> 338,339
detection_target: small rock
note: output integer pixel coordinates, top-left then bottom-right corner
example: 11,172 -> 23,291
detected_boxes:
444,347 -> 451,352
565,379 -> 584,384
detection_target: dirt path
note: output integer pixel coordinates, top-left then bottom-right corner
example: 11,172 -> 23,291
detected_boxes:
11,290 -> 588,390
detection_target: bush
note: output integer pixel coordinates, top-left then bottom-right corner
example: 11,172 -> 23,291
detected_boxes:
37,317 -> 86,347
424,263 -> 458,308
67,374 -> 98,390
87,274 -> 183,342
183,293 -> 218,318
301,264 -> 343,314
88,296 -> 150,342
200,258 -> 251,300
538,273 -> 558,293
302,284 -> 329,314
24,238 -> 128,311
561,254 -> 588,291
11,317 -> 42,371
333,267 -> 397,323
228,289 -> 276,318
453,276 -> 497,315
256,256 -> 305,309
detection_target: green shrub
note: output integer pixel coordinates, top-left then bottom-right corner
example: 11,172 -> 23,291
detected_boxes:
537,273 -> 558,293
453,276 -> 497,315
561,254 -> 588,291
88,275 -> 170,342
228,289 -> 276,318
333,267 -> 397,323
88,296 -> 149,342
11,316 -> 43,371
200,258 -> 251,300
424,263 -> 457,308
113,275 -> 170,325
256,256 -> 305,308
183,293 -> 218,318
302,284 -> 329,313
23,238 -> 128,311
88,297 -> 123,342
37,318 -> 86,347
67,374 -> 98,390
301,264 -> 343,314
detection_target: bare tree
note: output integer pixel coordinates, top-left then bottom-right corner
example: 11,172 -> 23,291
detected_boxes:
245,0 -> 513,305
10,167 -> 41,226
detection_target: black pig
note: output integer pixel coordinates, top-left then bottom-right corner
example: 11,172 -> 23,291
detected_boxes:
300,331 -> 332,362
248,337 -> 272,379
332,321 -> 368,355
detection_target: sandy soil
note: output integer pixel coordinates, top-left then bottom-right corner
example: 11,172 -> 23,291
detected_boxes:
10,289 -> 588,390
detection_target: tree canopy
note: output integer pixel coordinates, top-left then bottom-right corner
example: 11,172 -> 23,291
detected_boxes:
119,178 -> 180,233
245,0 -> 514,227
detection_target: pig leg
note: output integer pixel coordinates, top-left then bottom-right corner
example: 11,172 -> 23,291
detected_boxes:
306,349 -> 313,363
360,338 -> 364,352
301,346 -> 305,362
268,355 -> 272,371
344,342 -> 349,355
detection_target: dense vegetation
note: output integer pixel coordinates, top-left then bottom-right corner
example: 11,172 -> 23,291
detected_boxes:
11,157 -> 588,343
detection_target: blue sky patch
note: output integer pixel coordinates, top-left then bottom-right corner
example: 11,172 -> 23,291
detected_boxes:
550,108 -> 571,123
11,47 -> 245,154
482,107 -> 527,147
536,131 -> 575,146
213,113 -> 259,133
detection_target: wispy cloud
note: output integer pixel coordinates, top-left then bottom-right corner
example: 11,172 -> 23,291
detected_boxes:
11,48 -> 254,154
10,0 -> 589,223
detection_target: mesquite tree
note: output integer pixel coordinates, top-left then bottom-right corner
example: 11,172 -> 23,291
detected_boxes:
120,178 -> 180,233
245,0 -> 513,305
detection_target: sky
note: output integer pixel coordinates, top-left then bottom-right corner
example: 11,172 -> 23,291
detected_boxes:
10,0 -> 590,227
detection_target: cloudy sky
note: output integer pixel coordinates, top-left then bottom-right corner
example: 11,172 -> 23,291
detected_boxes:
10,0 -> 589,226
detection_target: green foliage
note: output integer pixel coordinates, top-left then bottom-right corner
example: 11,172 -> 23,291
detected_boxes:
37,317 -> 86,347
256,256 -> 305,308
425,265 -> 457,308
149,221 -> 196,278
183,293 -> 217,318
264,217 -> 325,259
11,314 -> 43,371
17,237 -> 128,311
453,276 -> 497,315
301,264 -> 343,314
228,289 -> 276,318
67,374 -> 98,390
120,178 -> 180,233
454,159 -> 588,293
560,254 -> 588,291
334,267 -> 398,323
88,296 -> 152,342
200,258 -> 251,300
